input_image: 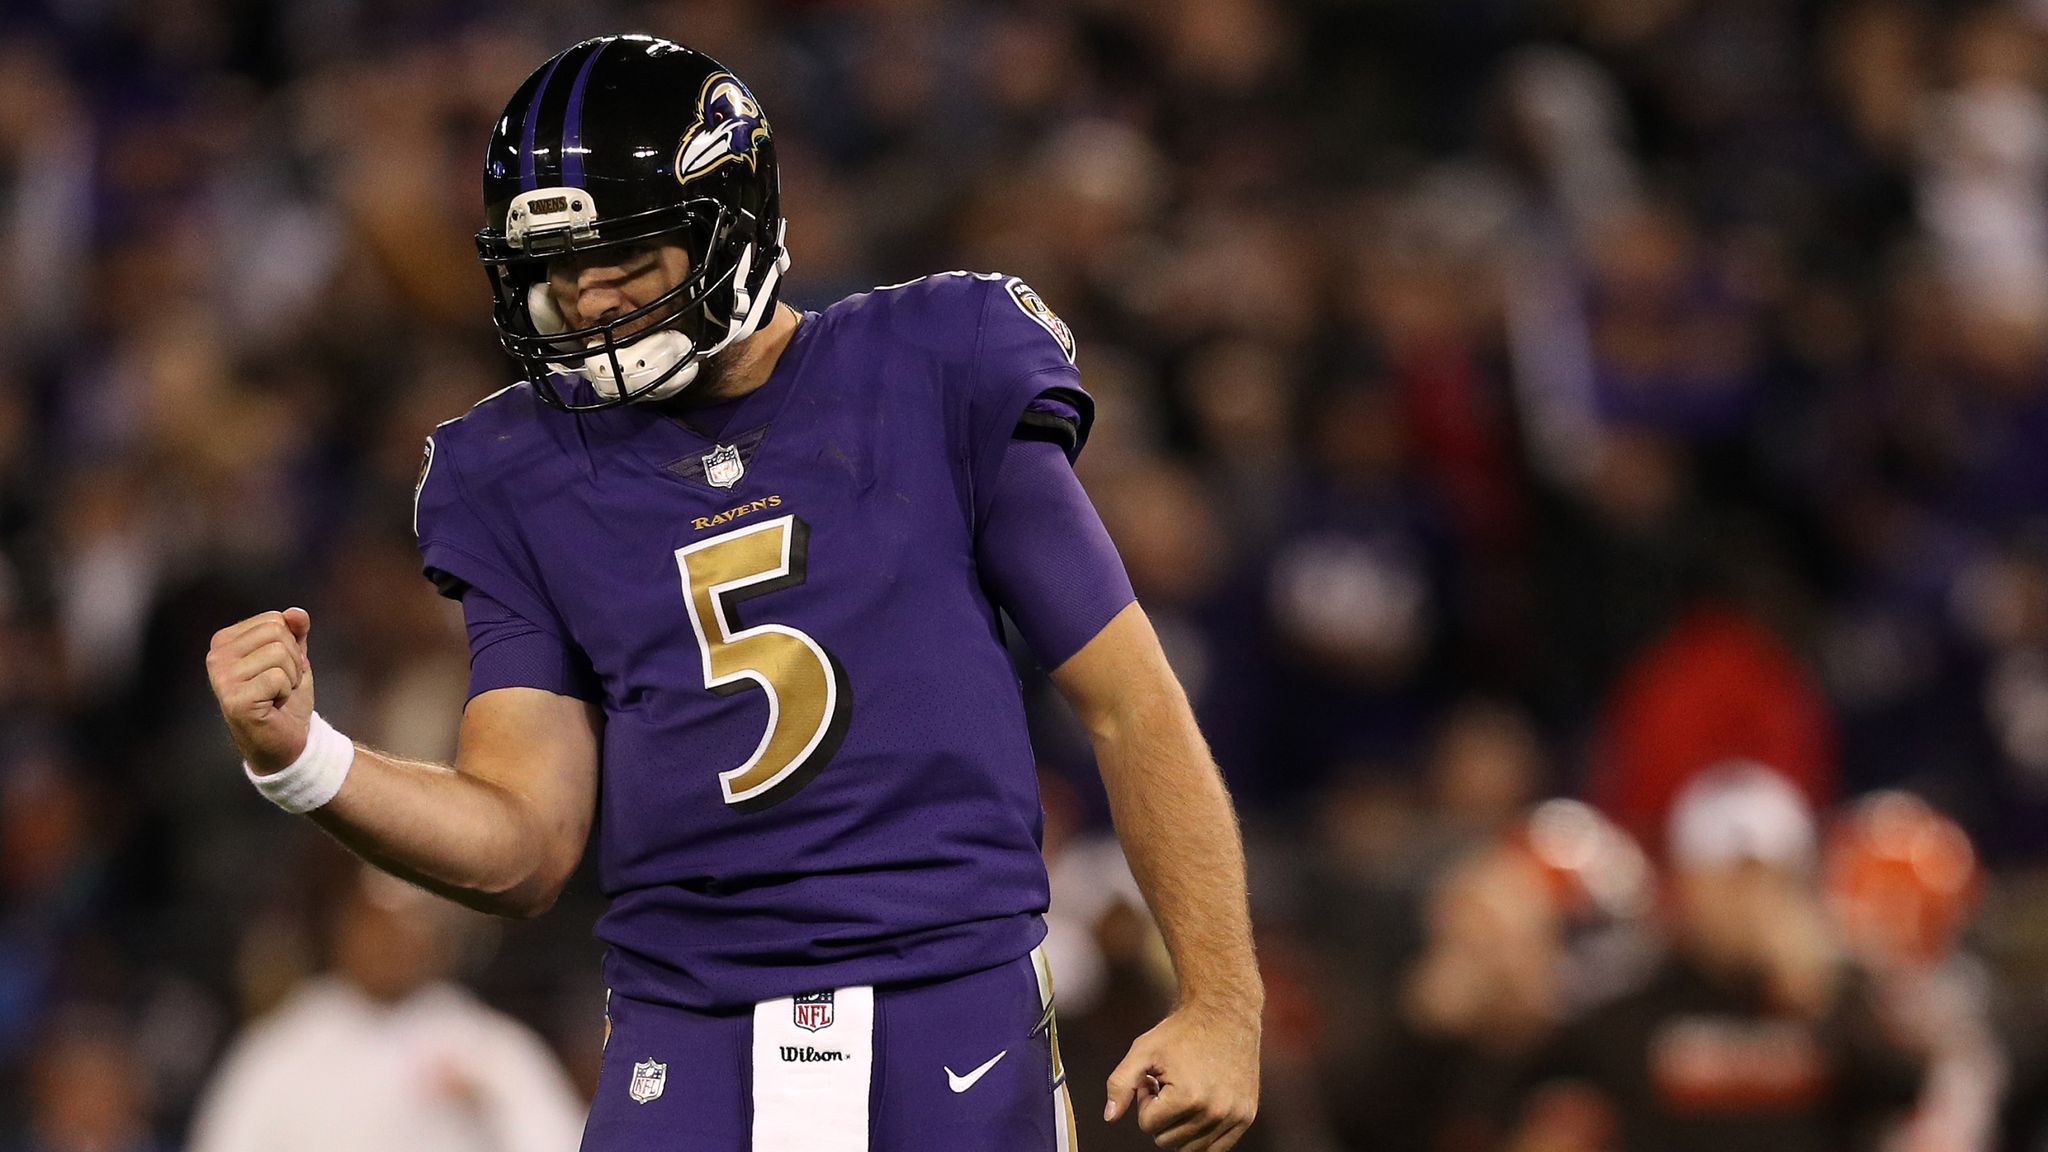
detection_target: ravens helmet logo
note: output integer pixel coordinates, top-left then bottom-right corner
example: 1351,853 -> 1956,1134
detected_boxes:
676,74 -> 770,186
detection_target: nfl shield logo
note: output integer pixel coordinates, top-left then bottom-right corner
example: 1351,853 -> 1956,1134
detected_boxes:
629,1059 -> 667,1104
703,443 -> 744,488
792,991 -> 835,1032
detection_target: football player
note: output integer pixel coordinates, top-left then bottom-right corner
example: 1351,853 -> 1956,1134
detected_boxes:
204,34 -> 1261,1152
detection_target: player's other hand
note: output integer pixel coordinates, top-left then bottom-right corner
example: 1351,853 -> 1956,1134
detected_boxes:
207,608 -> 315,775
1105,1001 -> 1260,1151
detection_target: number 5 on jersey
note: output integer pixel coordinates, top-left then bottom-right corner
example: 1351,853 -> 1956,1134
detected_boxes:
676,515 -> 852,811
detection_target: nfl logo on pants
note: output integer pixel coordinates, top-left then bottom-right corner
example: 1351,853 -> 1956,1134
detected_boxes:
792,991 -> 835,1032
629,1059 -> 666,1104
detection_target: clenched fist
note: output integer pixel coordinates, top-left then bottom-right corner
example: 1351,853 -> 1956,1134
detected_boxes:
207,608 -> 315,774
1105,1001 -> 1261,1151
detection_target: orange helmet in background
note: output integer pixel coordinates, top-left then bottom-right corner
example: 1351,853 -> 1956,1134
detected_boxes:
1824,792 -> 1981,968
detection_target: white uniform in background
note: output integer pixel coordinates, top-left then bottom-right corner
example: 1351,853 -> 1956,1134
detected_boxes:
188,976 -> 586,1152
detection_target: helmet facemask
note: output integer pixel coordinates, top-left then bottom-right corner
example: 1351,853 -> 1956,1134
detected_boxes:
480,195 -> 788,411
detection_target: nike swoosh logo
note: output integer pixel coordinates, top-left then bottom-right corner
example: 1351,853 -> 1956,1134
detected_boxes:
946,1050 -> 1008,1093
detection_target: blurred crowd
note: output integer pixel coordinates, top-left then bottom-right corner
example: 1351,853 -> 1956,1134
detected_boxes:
4,0 -> 2048,1148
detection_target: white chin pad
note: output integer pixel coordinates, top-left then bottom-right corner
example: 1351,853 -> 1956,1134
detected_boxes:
579,329 -> 699,401
527,282 -> 700,402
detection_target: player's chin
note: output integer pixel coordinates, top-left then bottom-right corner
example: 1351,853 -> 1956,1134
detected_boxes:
666,341 -> 745,403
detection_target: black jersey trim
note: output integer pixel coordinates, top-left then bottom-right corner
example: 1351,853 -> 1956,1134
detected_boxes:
1014,409 -> 1081,457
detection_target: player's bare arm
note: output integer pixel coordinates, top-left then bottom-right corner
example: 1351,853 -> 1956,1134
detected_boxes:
206,608 -> 599,918
1051,602 -> 1263,1152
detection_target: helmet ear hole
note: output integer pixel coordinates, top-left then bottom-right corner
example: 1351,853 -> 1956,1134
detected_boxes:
527,282 -> 570,336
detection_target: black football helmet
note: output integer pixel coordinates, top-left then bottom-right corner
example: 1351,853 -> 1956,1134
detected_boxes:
476,35 -> 789,410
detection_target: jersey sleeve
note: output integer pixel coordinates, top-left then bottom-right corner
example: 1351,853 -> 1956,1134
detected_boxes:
965,276 -> 1095,526
975,437 -> 1136,669
413,432 -> 598,701
460,585 -> 601,702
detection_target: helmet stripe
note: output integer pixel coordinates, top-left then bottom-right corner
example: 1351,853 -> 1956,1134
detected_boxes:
560,40 -> 610,188
518,50 -> 569,192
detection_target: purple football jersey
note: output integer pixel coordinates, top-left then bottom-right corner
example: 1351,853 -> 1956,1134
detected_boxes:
414,272 -> 1093,1009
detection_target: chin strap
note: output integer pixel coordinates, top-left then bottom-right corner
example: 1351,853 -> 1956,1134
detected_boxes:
715,225 -> 792,355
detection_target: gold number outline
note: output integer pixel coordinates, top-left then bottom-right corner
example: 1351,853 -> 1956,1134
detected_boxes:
675,514 -> 852,811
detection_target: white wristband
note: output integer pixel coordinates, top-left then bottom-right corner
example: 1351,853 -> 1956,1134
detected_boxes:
244,712 -> 355,814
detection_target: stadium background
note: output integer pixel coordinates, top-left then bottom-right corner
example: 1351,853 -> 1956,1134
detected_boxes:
5,0 -> 2048,1148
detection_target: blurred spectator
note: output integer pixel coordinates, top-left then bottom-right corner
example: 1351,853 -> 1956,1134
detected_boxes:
1824,792 -> 2003,1152
0,45 -> 92,364
1263,382 -> 1460,783
1345,841 -> 1569,1151
1515,763 -> 1924,1152
186,869 -> 584,1152
22,1007 -> 166,1152
1914,9 -> 2048,341
1591,604 -> 1838,860
0,754 -> 109,1070
1431,700 -> 1551,839
1966,538 -> 2048,854
1328,798 -> 1652,1152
